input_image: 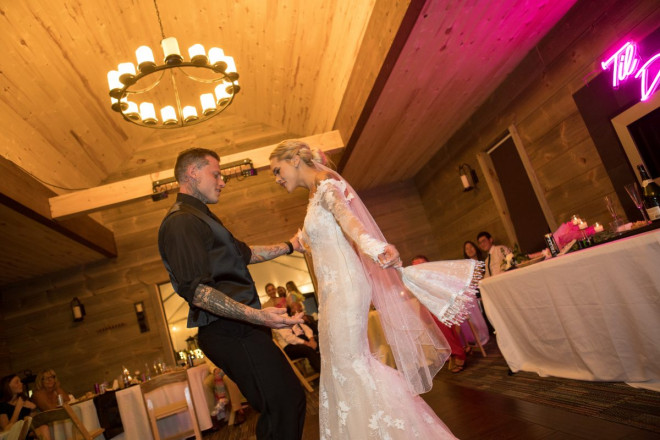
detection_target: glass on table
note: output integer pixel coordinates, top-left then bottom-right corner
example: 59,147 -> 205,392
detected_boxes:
624,182 -> 651,224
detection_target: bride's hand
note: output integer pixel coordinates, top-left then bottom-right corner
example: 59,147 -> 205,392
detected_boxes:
290,230 -> 305,253
377,244 -> 401,268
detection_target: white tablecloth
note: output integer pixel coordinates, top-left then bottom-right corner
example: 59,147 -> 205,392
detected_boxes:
480,229 -> 660,389
112,366 -> 213,440
51,400 -> 104,440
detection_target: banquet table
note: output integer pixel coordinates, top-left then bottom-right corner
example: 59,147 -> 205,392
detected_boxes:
112,365 -> 213,440
51,399 -> 105,440
479,229 -> 660,389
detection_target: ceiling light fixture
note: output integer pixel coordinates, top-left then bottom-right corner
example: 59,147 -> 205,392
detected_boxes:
107,0 -> 240,128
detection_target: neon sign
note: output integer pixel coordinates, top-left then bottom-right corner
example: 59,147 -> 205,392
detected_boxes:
601,41 -> 660,101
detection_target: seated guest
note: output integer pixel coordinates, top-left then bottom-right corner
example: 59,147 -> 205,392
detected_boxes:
411,255 -> 467,373
285,281 -> 306,313
32,369 -> 70,411
276,285 -> 287,299
261,283 -> 286,309
289,301 -> 318,337
0,373 -> 51,440
273,319 -> 321,374
477,231 -> 511,278
463,240 -> 484,261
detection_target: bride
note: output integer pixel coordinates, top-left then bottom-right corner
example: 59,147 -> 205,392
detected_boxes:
269,140 -> 482,439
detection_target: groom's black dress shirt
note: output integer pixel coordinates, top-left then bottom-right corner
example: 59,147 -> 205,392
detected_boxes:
158,193 -> 261,329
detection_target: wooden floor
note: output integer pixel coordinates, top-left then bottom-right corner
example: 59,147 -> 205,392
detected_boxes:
203,377 -> 657,440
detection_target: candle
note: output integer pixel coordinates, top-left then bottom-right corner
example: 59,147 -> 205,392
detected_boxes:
571,215 -> 581,225
593,222 -> 604,233
578,220 -> 587,230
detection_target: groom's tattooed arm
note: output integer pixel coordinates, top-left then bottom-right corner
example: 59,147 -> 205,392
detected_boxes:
192,284 -> 302,328
249,243 -> 290,263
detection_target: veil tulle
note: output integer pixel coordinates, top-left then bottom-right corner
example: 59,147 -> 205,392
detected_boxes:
312,162 -> 482,394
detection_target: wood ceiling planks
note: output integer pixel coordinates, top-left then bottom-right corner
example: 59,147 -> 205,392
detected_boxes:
341,0 -> 578,189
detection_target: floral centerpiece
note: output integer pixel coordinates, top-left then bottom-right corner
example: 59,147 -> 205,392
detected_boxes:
501,244 -> 530,271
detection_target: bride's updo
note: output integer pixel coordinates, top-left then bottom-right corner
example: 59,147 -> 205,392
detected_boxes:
269,139 -> 327,167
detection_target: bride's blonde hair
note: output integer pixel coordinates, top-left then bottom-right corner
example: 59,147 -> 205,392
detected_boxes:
269,139 -> 328,167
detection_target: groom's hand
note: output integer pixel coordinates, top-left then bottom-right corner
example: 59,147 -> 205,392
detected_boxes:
259,308 -> 304,329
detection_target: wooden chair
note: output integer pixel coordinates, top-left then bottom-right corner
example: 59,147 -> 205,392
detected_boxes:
32,404 -> 104,440
4,416 -> 31,440
222,375 -> 249,426
139,369 -> 202,440
456,318 -> 487,357
273,337 -> 320,393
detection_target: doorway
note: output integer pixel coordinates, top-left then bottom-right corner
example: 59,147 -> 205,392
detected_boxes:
477,127 -> 556,253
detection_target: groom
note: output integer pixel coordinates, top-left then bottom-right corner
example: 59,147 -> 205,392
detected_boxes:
158,148 -> 306,439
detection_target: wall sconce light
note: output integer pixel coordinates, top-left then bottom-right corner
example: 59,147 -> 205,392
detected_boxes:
134,301 -> 149,333
71,297 -> 85,322
458,163 -> 479,191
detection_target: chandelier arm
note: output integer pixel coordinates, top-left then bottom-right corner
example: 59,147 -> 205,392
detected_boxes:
167,69 -> 185,127
175,67 -> 230,84
122,70 -> 166,96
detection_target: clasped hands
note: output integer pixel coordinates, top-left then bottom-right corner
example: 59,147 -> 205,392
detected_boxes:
260,307 -> 304,329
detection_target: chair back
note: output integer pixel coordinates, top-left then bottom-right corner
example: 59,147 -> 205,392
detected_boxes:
272,333 -> 319,392
4,416 -> 30,440
139,369 -> 202,440
31,404 -> 104,440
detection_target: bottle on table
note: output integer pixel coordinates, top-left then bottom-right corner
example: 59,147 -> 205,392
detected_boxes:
637,164 -> 660,221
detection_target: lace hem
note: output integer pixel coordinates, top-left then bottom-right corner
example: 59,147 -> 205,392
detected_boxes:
438,261 -> 485,325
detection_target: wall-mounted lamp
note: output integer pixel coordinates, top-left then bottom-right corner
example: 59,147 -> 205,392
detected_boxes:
71,297 -> 85,322
134,301 -> 149,333
458,163 -> 479,191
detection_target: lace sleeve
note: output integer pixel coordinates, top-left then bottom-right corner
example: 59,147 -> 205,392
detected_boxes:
317,179 -> 387,261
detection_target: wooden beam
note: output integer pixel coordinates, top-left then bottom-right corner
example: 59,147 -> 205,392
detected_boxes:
49,130 -> 345,219
0,155 -> 117,258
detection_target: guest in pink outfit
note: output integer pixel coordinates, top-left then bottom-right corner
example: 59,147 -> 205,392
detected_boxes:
412,255 -> 467,373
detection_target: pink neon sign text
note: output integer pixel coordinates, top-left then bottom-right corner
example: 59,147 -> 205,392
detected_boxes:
601,41 -> 660,101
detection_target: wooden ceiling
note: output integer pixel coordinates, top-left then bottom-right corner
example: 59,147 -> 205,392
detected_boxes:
0,0 -> 577,287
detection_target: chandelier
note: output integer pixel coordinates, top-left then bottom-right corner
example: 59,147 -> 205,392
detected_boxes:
107,0 -> 239,128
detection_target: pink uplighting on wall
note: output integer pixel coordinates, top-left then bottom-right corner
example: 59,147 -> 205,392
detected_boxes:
601,41 -> 660,102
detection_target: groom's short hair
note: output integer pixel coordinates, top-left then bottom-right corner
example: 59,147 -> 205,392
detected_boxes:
174,148 -> 220,182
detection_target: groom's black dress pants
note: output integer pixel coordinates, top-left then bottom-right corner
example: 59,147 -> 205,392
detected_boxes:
199,319 -> 306,440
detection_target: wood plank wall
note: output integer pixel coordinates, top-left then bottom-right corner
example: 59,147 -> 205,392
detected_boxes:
0,171 -> 437,396
415,0 -> 660,259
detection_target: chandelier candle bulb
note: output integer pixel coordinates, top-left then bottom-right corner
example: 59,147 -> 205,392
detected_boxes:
224,56 -> 238,79
161,106 -> 177,125
136,46 -> 156,73
182,106 -> 198,122
107,70 -> 123,98
208,48 -> 227,71
118,62 -> 137,85
215,84 -> 231,106
593,222 -> 604,233
161,37 -> 183,64
188,44 -> 208,65
200,93 -> 216,115
140,102 -> 157,125
110,97 -> 128,112
578,220 -> 588,230
124,101 -> 140,121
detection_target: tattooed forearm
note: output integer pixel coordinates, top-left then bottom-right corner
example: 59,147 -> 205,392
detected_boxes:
249,243 -> 288,263
192,284 -> 262,325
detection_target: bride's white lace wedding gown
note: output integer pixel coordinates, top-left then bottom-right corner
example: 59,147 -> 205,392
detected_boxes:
301,179 -> 458,439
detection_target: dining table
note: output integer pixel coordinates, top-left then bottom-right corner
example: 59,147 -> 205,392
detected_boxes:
479,228 -> 660,390
50,399 -> 105,440
112,365 -> 213,440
